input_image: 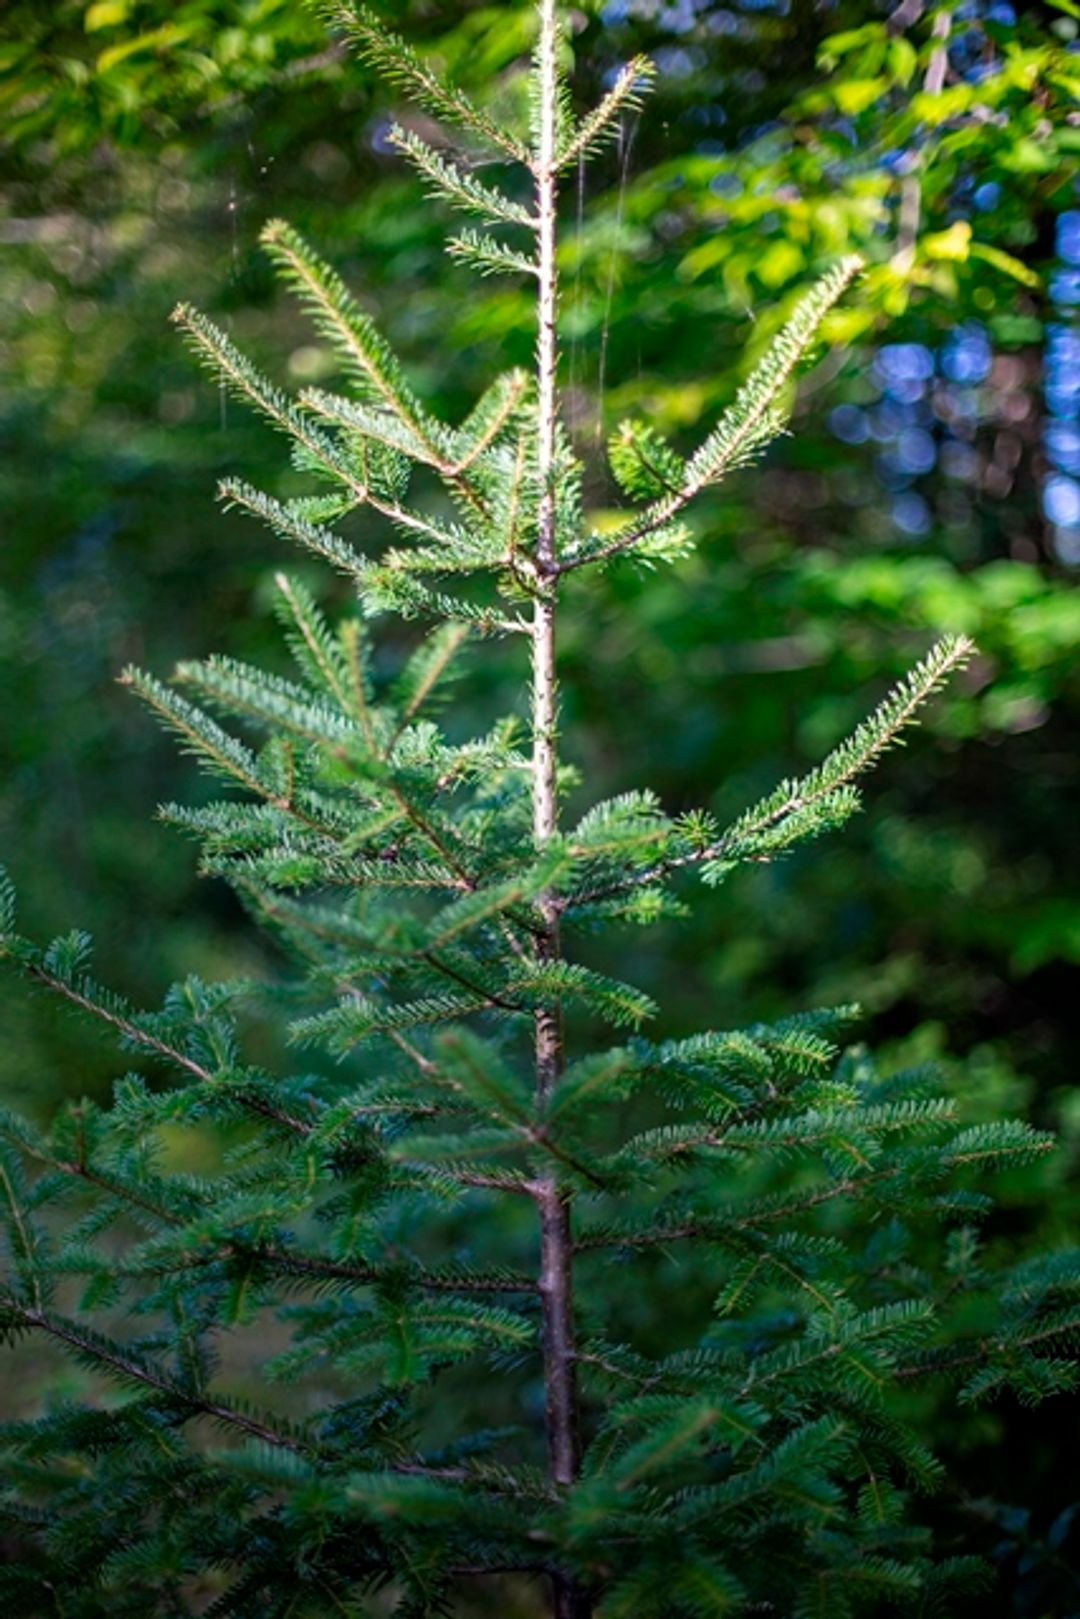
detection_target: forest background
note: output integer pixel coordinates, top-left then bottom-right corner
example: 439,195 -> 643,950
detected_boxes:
1,0 -> 1079,1607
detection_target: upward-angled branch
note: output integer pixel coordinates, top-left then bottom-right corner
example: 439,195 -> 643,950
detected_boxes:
316,2 -> 529,161
703,633 -> 975,877
262,220 -> 501,518
389,125 -> 537,228
260,218 -> 435,444
450,368 -> 532,473
172,304 -> 465,547
557,56 -> 656,171
563,255 -> 863,572
561,634 -> 975,910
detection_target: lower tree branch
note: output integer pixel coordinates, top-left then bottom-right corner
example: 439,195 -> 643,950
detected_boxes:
3,1300 -> 307,1455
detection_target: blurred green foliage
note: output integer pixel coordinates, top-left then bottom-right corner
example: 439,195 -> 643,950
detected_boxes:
1,2 -> 1079,1607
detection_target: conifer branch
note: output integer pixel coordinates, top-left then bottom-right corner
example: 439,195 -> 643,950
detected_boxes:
174,655 -> 357,748
381,784 -> 475,891
12,951 -> 316,1142
561,256 -> 863,572
275,571 -> 356,714
260,219 -> 445,454
0,1154 -> 46,1310
20,958 -> 216,1085
6,939 -> 317,1139
124,1239 -> 538,1297
388,622 -> 471,747
316,1 -> 530,163
557,56 -> 657,171
389,125 -> 537,228
55,1156 -> 187,1228
120,666 -> 271,801
895,1310 -> 1080,1386
172,301 -> 344,467
173,306 -> 459,549
698,634 -> 975,883
562,636 -> 975,908
2,1300 -> 310,1456
447,228 -> 539,279
576,1118 -> 1053,1257
298,390 -> 441,469
450,369 -> 531,473
223,482 -> 370,583
262,222 -> 499,521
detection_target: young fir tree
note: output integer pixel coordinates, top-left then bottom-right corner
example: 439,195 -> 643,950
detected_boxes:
1,6 -> 1077,1617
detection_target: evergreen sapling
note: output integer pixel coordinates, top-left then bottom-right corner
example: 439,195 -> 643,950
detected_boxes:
1,5 -> 1077,1616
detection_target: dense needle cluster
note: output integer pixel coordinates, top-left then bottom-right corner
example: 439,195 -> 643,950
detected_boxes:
1,5 -> 1076,1617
